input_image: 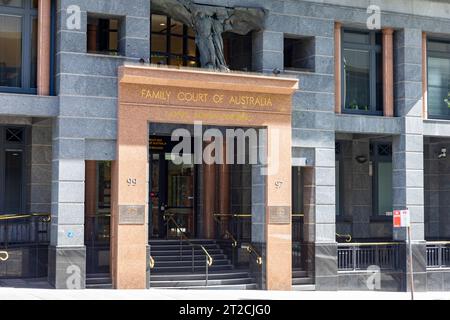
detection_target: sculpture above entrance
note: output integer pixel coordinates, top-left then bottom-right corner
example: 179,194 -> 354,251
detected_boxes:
151,0 -> 266,71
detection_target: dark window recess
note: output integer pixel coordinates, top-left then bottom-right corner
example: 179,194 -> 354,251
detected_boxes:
5,150 -> 23,213
371,142 -> 393,217
335,142 -> 341,155
342,29 -> 383,114
284,36 -> 315,71
0,126 -> 27,215
223,32 -> 253,72
5,128 -> 24,143
87,16 -> 120,55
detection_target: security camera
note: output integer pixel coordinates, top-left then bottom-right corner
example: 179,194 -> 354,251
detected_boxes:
438,148 -> 447,159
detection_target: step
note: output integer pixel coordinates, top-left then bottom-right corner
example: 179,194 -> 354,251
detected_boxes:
292,284 -> 316,291
154,259 -> 230,268
152,265 -> 233,273
154,254 -> 227,262
150,277 -> 254,288
86,283 -> 113,289
151,248 -> 223,255
292,277 -> 314,286
292,270 -> 309,278
149,239 -> 216,245
86,277 -> 112,285
160,283 -> 258,290
150,243 -> 219,251
150,271 -> 250,282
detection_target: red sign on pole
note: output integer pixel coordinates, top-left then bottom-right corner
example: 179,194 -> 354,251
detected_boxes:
393,209 -> 410,228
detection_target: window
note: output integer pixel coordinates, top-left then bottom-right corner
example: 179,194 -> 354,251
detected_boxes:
87,16 -> 120,55
342,30 -> 383,114
0,0 -> 37,93
428,40 -> 450,119
284,36 -> 315,71
223,32 -> 253,72
151,13 -> 198,67
371,143 -> 393,217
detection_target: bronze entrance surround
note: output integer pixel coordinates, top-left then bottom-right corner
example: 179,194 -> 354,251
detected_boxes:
112,65 -> 298,289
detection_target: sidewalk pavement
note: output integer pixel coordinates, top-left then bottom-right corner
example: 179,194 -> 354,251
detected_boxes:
0,287 -> 449,300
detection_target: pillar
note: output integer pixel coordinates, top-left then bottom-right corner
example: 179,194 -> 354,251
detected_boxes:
334,22 -> 342,114
218,142 -> 230,236
37,0 -> 51,95
84,161 -> 97,245
383,28 -> 394,117
203,141 -> 216,239
393,28 -> 426,292
422,32 -> 428,119
265,124 -> 292,290
48,154 -> 87,289
111,112 -> 148,289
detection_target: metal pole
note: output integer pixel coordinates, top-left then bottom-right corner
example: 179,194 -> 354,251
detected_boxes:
408,226 -> 415,300
205,256 -> 209,287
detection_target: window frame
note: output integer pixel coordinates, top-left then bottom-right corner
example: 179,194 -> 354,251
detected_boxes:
341,28 -> 383,116
150,13 -> 199,67
427,37 -> 450,120
0,0 -> 37,94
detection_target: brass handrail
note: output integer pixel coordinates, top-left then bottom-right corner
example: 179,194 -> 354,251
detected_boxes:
336,233 -> 352,243
213,213 -> 252,218
149,255 -> 155,269
242,244 -> 263,265
213,214 -> 262,266
0,251 -> 8,262
213,214 -> 238,248
0,213 -> 51,222
163,213 -> 213,267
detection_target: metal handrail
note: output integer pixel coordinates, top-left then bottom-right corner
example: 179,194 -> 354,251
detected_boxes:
0,251 -> 8,262
427,241 -> 450,245
242,244 -> 263,266
164,214 -> 214,267
338,241 -> 402,247
336,233 -> 352,243
213,214 -> 262,266
149,255 -> 155,269
213,214 -> 238,248
0,213 -> 51,222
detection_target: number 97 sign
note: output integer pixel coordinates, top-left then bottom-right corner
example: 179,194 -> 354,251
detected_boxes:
393,209 -> 410,228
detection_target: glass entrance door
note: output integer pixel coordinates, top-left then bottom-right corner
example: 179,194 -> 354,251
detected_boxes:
150,153 -> 195,239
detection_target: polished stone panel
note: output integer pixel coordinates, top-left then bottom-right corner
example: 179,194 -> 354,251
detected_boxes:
48,246 -> 86,289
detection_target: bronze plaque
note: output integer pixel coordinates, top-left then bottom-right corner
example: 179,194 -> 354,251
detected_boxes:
119,205 -> 145,225
268,206 -> 291,225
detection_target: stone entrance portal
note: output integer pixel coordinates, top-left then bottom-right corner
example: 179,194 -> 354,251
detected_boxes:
112,65 -> 298,290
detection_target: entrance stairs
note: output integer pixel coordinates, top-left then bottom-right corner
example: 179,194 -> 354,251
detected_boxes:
149,239 -> 257,290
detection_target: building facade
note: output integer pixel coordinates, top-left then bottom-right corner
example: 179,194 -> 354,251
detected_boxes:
1,0 -> 450,291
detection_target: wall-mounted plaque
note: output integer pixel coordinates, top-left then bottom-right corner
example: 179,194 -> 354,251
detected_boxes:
268,206 -> 291,225
119,205 -> 145,225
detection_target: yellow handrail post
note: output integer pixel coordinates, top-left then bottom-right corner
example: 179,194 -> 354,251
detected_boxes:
0,251 -> 9,262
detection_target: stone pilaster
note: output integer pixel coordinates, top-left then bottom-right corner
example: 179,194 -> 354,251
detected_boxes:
393,28 -> 426,292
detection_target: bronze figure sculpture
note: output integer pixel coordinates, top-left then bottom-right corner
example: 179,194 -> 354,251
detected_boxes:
152,0 -> 266,71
